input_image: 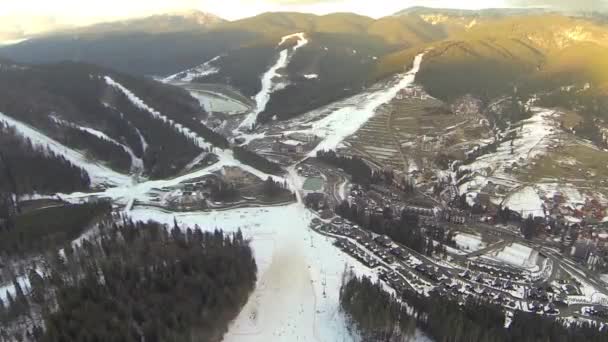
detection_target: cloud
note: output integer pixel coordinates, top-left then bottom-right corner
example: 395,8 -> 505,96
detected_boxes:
506,0 -> 608,12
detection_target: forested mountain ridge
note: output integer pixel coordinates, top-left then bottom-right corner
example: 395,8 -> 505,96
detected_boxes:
7,10 -> 607,124
0,59 -> 222,190
375,14 -> 608,104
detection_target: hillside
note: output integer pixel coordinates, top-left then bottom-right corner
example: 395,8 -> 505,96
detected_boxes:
374,14 -> 608,104
0,59 -> 225,191
2,11 -> 608,125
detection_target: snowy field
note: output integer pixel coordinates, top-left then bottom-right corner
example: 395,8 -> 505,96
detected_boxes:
453,233 -> 486,252
484,243 -> 540,271
503,186 -> 545,218
189,90 -> 249,114
459,108 -> 559,207
163,55 -> 221,83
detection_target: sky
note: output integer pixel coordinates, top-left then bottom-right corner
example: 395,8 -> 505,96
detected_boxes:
1,0 -> 607,26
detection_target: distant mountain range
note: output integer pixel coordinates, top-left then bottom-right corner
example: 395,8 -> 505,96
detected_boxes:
1,7 -> 607,125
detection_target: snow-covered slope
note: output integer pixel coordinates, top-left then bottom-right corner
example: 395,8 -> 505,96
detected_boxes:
0,111 -> 132,187
284,52 -> 425,156
104,76 -> 212,150
63,148 -> 284,204
51,116 -> 144,172
163,55 -> 222,83
238,33 -> 309,131
128,204 -> 375,342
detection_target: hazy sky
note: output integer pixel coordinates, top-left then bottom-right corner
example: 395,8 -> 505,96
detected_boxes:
2,0 -> 607,25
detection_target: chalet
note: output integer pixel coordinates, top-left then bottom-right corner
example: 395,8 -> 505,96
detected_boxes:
374,235 -> 393,248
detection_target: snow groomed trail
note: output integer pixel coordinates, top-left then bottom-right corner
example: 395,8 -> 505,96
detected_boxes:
0,111 -> 132,187
302,52 -> 426,156
163,55 -> 222,83
238,33 -> 309,131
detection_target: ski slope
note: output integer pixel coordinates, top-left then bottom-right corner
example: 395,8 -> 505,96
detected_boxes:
128,204 -> 398,341
284,53 -> 426,156
104,76 -> 212,150
238,33 -> 309,131
0,111 -> 131,187
163,55 -> 221,83
51,116 -> 144,172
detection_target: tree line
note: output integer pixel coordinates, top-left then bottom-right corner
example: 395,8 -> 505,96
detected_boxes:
316,150 -> 386,186
233,146 -> 283,175
341,274 -> 608,342
0,202 -> 111,259
0,122 -> 91,196
335,200 -> 452,257
0,219 -> 257,342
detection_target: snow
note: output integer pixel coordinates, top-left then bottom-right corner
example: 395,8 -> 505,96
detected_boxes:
0,38 -> 29,46
281,139 -> 303,146
104,76 -> 212,150
51,116 -> 144,172
503,186 -> 545,218
0,275 -> 30,303
0,111 -> 132,187
63,148 -> 285,205
238,33 -> 309,131
459,108 -> 558,198
134,126 -> 148,153
486,243 -> 540,270
128,204 -> 380,342
163,55 -> 221,83
294,53 -> 425,156
454,233 -> 486,252
190,90 -> 249,114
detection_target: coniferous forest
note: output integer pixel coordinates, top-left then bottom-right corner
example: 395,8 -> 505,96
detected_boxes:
0,219 -> 257,342
0,122 -> 91,195
340,274 -> 608,342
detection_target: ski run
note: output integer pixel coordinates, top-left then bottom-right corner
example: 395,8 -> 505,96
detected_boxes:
238,33 -> 309,131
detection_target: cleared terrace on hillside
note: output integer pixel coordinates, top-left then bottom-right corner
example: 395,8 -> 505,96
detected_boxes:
346,92 -> 489,175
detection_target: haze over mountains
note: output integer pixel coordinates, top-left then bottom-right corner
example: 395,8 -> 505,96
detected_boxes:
2,7 -> 608,124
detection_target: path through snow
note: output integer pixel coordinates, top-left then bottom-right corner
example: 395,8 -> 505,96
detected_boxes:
238,33 -> 309,131
0,111 -> 132,187
284,53 -> 426,156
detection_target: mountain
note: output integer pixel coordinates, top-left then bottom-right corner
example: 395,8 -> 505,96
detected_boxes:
0,15 -> 72,44
3,11 -> 608,125
70,10 -> 225,35
394,6 -> 550,17
0,58 -> 227,193
170,12 -> 450,122
374,14 -> 608,103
